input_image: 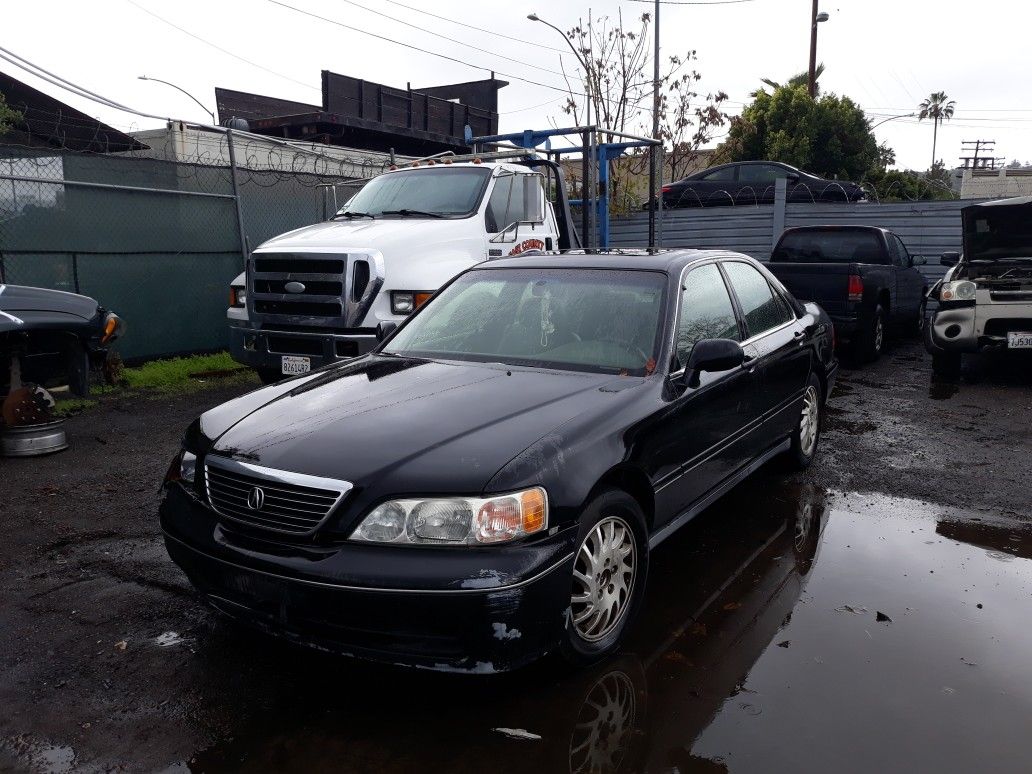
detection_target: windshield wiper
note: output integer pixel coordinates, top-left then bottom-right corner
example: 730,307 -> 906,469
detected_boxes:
381,209 -> 445,218
332,210 -> 375,220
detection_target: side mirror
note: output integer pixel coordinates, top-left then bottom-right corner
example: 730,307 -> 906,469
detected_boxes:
940,251 -> 960,267
912,255 -> 927,266
677,338 -> 745,388
376,321 -> 398,342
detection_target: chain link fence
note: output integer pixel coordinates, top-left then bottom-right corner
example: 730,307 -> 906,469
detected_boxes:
0,122 -> 382,360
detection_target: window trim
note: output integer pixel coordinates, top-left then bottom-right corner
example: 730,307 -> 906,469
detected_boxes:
668,258 -> 745,376
719,258 -> 798,342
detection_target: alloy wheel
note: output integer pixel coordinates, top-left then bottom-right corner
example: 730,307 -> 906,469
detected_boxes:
571,517 -> 636,642
874,315 -> 884,353
799,385 -> 820,458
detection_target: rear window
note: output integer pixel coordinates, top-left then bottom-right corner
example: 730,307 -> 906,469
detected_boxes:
772,231 -> 886,264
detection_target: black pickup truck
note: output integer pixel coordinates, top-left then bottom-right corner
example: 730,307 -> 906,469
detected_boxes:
767,226 -> 928,361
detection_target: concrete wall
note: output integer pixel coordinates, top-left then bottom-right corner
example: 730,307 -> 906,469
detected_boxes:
959,168 -> 1032,199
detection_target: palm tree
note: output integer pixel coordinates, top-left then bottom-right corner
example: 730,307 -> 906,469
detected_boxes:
752,64 -> 824,97
918,91 -> 956,169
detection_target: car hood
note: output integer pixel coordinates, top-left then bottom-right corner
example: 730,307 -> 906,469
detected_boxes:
256,217 -> 482,255
962,197 -> 1032,261
207,356 -> 624,494
0,283 -> 101,332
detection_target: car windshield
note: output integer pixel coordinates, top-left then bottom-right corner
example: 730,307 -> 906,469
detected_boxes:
336,167 -> 491,218
384,268 -> 667,375
772,230 -> 883,263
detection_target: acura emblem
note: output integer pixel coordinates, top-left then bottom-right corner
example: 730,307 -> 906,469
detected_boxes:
247,486 -> 265,510
284,281 -> 306,294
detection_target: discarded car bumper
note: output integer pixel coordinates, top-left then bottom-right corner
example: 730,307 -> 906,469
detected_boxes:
160,484 -> 575,672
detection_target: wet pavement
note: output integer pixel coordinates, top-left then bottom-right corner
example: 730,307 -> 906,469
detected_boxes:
2,341 -> 1032,772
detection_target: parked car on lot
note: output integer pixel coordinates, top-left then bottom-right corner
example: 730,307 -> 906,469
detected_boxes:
925,196 -> 1032,375
648,161 -> 866,209
1,283 -> 124,399
768,225 -> 927,361
160,249 -> 837,672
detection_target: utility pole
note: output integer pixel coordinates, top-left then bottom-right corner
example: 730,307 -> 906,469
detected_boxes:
649,0 -> 661,249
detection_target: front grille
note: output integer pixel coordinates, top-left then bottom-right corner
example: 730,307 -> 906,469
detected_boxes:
984,318 -> 1032,337
254,257 -> 345,274
255,300 -> 341,317
205,458 -> 352,536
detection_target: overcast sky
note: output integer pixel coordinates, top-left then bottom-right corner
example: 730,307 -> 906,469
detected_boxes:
4,0 -> 1031,172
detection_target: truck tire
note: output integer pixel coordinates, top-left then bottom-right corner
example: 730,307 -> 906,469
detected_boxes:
256,367 -> 282,385
931,351 -> 962,377
854,304 -> 886,362
906,297 -> 927,338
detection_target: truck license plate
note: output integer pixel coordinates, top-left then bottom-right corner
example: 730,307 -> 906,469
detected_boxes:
281,355 -> 311,375
1008,332 -> 1032,349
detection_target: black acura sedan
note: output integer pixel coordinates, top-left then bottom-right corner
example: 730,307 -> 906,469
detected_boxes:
160,250 -> 837,672
651,161 -> 867,209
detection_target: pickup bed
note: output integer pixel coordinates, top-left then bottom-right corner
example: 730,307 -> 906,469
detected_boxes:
767,225 -> 927,361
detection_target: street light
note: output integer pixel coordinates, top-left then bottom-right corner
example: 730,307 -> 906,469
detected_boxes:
807,3 -> 830,98
527,13 -> 592,129
871,113 -> 916,129
138,75 -> 216,125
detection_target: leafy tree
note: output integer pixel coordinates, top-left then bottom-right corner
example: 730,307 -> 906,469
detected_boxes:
753,63 -> 824,98
862,168 -> 954,202
717,85 -> 880,180
876,142 -> 896,171
0,91 -> 22,136
917,91 -> 955,168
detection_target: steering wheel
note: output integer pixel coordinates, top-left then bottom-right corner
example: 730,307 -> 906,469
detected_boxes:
596,339 -> 650,365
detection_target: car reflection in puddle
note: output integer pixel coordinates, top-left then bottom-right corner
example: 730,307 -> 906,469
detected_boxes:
184,479 -> 1032,774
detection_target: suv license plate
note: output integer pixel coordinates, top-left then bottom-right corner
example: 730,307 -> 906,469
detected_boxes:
1007,332 -> 1032,349
281,355 -> 311,375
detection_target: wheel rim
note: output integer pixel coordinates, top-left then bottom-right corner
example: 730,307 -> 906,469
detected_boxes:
874,315 -> 884,353
571,516 -> 636,642
568,670 -> 637,774
799,385 -> 820,458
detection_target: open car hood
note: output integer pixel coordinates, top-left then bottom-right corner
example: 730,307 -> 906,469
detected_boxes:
962,197 -> 1032,262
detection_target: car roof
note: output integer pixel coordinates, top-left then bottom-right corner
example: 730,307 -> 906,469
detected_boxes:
480,249 -> 750,273
780,224 -> 889,235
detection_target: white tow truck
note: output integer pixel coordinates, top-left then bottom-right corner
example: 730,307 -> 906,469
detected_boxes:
227,152 -> 581,382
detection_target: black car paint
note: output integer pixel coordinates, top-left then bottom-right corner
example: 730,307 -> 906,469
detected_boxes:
0,283 -> 119,396
656,161 -> 865,209
768,225 -> 927,338
160,251 -> 837,672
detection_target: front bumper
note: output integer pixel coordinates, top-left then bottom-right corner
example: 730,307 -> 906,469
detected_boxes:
926,303 -> 1032,354
229,320 -> 378,372
160,485 -> 575,672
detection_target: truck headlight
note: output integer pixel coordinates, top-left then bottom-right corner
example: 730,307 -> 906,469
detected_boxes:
391,290 -> 434,315
940,280 -> 976,302
229,287 -> 247,308
351,488 -> 548,545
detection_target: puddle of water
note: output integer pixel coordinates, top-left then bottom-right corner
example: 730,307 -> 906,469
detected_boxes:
175,481 -> 1032,774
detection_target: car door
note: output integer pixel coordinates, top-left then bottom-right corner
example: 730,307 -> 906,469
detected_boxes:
652,261 -> 761,525
736,164 -> 784,205
721,259 -> 811,449
485,172 -> 554,257
892,234 -> 925,317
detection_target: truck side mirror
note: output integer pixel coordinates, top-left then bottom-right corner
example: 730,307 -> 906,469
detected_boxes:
940,251 -> 960,266
376,321 -> 398,342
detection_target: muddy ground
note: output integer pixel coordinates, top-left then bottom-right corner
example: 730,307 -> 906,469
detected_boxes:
1,341 -> 1030,773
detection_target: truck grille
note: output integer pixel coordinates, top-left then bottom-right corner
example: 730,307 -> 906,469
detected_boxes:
248,252 -> 383,329
204,457 -> 352,536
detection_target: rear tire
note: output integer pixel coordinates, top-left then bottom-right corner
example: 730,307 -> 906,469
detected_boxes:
256,367 -> 282,385
854,304 -> 886,362
785,373 -> 823,471
561,490 -> 649,667
906,297 -> 927,338
932,351 -> 962,377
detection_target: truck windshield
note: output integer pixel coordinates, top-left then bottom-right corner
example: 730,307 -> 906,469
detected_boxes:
337,167 -> 492,218
384,268 -> 667,376
773,230 -> 884,263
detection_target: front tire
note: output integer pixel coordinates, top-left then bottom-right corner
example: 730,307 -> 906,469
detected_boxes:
561,490 -> 649,666
785,374 -> 823,471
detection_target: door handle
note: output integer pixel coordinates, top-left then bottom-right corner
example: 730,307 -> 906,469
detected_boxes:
793,330 -> 805,339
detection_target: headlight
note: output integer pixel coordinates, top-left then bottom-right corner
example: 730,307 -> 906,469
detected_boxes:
179,451 -> 197,483
229,287 -> 247,308
940,280 -> 977,302
351,487 -> 548,545
100,312 -> 125,344
390,290 -> 434,315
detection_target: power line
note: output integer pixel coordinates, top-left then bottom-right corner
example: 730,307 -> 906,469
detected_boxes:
375,0 -> 569,55
124,0 -> 319,94
628,0 -> 757,5
265,0 -> 588,98
332,0 -> 568,78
